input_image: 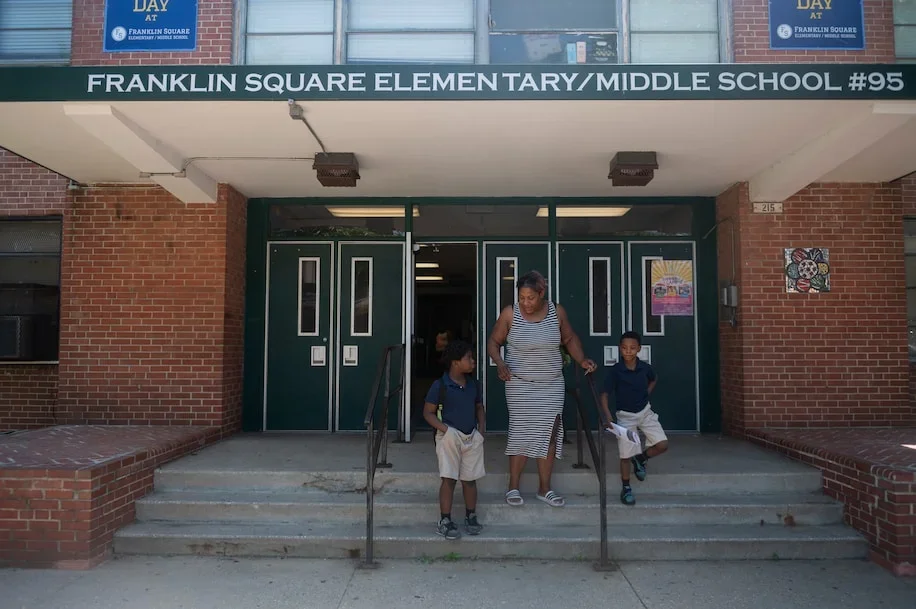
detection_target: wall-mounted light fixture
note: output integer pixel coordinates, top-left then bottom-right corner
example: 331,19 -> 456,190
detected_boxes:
313,152 -> 360,187
608,151 -> 658,187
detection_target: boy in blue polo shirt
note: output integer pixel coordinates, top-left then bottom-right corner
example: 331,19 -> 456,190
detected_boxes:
599,331 -> 669,506
423,340 -> 486,539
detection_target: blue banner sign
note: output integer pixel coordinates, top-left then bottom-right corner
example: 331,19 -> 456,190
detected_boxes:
103,0 -> 199,53
769,0 -> 865,50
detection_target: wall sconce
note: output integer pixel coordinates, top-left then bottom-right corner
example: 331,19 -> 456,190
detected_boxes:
608,152 -> 658,187
313,152 -> 360,187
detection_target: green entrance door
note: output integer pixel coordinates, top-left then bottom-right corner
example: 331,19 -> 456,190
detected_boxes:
265,242 -> 333,430
556,242 -> 625,431
337,242 -> 405,431
482,242 -> 551,432
627,242 -> 698,432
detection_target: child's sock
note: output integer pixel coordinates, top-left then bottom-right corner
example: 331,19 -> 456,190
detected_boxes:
635,452 -> 649,465
440,513 -> 451,522
466,508 -> 475,519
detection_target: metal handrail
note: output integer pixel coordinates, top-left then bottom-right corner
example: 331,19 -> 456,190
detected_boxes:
361,343 -> 405,569
568,368 -> 616,572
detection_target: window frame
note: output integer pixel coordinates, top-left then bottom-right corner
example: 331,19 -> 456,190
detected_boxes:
344,0 -> 478,64
905,217 -> 916,362
0,0 -> 73,66
242,0 -> 336,65
0,216 -> 63,364
235,0 -> 729,65
894,1 -> 916,63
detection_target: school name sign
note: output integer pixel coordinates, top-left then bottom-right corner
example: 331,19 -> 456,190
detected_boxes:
1,65 -> 915,102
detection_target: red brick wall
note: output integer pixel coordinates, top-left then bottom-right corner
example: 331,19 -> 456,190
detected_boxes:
748,428 -> 916,577
56,185 -> 247,429
717,182 -> 914,431
71,0 -> 234,66
732,0 -> 896,63
716,185 -> 746,434
221,187 -> 247,434
2,0 -> 237,430
0,367 -> 58,431
0,426 -> 220,569
0,149 -> 70,430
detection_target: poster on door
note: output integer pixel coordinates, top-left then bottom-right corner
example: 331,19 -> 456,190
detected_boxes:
650,260 -> 693,316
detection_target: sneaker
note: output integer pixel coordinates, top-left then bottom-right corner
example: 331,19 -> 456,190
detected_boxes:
631,456 -> 647,482
620,486 -> 635,506
464,514 -> 482,536
437,517 -> 461,539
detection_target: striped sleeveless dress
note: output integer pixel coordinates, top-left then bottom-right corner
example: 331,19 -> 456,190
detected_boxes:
504,302 -> 565,459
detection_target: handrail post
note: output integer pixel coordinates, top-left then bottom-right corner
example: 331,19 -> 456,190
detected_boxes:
361,417 -> 378,569
394,345 -> 407,443
377,351 -> 392,468
593,424 -> 613,570
572,406 -> 589,469
590,376 -> 615,572
572,368 -> 589,469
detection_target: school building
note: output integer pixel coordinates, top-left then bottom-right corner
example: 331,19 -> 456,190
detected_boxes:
0,0 -> 915,574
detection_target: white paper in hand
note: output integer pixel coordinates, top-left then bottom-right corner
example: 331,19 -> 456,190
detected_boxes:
605,422 -> 641,446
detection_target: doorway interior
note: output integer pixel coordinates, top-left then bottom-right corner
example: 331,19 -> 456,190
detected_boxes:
410,242 -> 478,432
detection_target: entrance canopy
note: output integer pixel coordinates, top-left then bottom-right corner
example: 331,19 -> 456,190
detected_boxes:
1,64 -> 915,203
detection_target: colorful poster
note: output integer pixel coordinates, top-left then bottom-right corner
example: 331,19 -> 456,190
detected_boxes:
650,260 -> 694,316
785,247 -> 830,293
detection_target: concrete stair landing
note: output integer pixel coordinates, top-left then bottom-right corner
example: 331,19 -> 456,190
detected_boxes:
114,434 -> 866,562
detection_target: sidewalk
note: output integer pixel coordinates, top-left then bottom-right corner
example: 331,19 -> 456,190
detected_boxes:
3,556 -> 914,609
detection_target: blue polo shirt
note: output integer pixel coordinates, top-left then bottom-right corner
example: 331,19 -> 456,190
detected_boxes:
603,359 -> 656,413
425,373 -> 481,435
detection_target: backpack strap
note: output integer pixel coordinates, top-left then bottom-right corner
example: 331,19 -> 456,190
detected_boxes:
436,378 -> 448,422
433,379 -> 448,441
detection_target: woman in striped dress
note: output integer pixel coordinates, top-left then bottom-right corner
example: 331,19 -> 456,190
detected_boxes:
487,271 -> 597,507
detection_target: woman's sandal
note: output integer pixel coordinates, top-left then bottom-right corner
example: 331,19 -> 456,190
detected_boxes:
505,489 -> 524,506
536,490 -> 566,507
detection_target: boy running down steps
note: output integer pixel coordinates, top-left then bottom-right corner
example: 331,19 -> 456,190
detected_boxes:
423,340 -> 487,539
599,331 -> 669,506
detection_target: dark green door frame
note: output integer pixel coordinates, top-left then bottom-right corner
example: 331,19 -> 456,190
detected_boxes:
242,197 -> 720,434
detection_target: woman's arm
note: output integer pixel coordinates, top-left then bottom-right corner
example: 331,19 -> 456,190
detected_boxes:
487,306 -> 513,381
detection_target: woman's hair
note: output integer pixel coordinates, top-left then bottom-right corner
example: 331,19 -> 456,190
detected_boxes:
440,339 -> 474,366
517,270 -> 547,294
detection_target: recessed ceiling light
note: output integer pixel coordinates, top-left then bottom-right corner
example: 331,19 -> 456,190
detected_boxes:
536,206 -> 631,218
415,262 -> 439,269
326,206 -> 419,218
416,275 -> 444,281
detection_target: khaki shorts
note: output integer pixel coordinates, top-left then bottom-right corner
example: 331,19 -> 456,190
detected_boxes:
615,404 -> 667,459
435,427 -> 486,481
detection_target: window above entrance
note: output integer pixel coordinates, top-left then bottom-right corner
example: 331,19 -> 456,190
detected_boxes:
270,205 -> 407,238
413,204 -> 547,237
556,204 -> 692,237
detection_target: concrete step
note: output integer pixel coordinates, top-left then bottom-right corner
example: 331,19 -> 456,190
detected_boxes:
135,490 -> 844,527
113,521 -> 867,561
153,468 -> 824,496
